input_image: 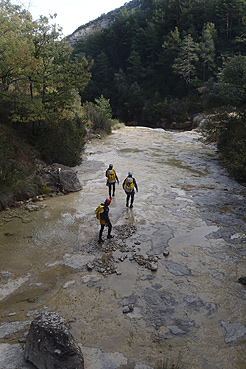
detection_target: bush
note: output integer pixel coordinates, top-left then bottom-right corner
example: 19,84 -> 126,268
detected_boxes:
0,124 -> 36,191
82,95 -> 113,134
141,97 -> 194,127
34,117 -> 86,167
201,111 -> 246,182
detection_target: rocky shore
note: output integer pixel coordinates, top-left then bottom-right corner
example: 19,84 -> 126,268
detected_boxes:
0,163 -> 82,212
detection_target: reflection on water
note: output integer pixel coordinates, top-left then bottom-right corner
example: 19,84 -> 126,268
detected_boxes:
0,126 -> 246,369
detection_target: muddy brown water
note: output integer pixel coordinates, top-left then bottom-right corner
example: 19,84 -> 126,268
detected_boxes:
0,126 -> 246,369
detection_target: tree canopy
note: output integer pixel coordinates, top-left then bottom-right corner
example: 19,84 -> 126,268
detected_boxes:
0,0 -> 92,167
72,0 -> 246,126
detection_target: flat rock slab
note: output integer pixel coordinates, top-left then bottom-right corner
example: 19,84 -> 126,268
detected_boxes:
63,254 -> 95,269
0,321 -> 30,339
82,347 -> 127,369
221,320 -> 246,343
0,344 -> 35,369
0,275 -> 30,301
161,260 -> 193,276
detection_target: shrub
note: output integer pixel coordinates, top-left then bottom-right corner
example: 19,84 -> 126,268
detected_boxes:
201,111 -> 246,182
34,117 -> 86,167
82,95 -> 113,134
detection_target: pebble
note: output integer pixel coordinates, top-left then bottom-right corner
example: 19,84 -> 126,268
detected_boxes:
18,338 -> 26,343
86,262 -> 94,271
25,204 -> 39,211
122,304 -> 134,313
148,263 -> 158,271
63,280 -> 76,289
5,312 -> 17,317
26,310 -> 40,317
238,277 -> 246,285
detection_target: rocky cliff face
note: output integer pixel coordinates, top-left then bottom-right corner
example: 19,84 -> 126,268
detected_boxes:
67,0 -> 141,44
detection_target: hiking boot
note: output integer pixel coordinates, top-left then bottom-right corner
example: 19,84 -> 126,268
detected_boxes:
98,239 -> 104,243
126,203 -> 129,207
130,204 -> 133,208
107,235 -> 114,239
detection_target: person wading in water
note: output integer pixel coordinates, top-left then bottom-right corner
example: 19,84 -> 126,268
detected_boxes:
122,171 -> 138,208
105,164 -> 119,199
96,198 -> 114,243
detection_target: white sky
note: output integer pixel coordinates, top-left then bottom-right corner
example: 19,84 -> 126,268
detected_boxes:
14,0 -> 128,36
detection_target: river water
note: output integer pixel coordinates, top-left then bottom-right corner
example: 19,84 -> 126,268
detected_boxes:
0,126 -> 246,369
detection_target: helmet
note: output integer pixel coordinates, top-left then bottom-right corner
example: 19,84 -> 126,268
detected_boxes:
109,164 -> 113,168
105,198 -> 111,204
128,171 -> 132,176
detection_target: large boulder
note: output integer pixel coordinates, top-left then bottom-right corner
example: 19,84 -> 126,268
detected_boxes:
35,164 -> 82,193
24,312 -> 84,369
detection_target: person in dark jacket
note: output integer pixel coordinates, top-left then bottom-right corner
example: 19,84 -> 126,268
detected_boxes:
122,171 -> 138,208
98,198 -> 114,243
105,164 -> 119,199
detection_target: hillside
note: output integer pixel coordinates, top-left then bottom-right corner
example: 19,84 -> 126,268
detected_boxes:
67,0 -> 141,44
70,0 -> 246,182
71,0 -> 246,126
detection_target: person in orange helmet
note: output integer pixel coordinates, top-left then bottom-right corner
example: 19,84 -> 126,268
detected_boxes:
96,198 -> 114,243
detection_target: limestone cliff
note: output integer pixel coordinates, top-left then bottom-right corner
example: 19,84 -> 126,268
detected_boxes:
66,0 -> 141,44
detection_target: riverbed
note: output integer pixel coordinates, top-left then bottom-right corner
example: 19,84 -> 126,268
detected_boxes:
0,126 -> 246,369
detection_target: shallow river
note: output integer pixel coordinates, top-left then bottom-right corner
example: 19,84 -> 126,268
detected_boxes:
0,126 -> 246,369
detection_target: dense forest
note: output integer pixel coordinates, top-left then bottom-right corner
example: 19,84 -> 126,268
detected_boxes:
0,0 -> 246,208
72,0 -> 246,182
73,0 -> 246,122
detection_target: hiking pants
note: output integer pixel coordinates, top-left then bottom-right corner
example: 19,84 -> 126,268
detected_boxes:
126,191 -> 134,206
99,221 -> 112,240
108,182 -> 116,198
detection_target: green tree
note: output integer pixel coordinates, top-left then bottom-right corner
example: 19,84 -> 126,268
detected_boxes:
82,95 -> 113,134
215,0 -> 246,41
162,27 -> 181,56
127,50 -> 142,82
0,1 -> 34,116
200,23 -> 217,81
173,34 -> 199,93
221,54 -> 246,89
203,55 -> 246,108
125,82 -> 144,123
202,54 -> 246,181
0,0 -> 92,166
94,51 -> 110,82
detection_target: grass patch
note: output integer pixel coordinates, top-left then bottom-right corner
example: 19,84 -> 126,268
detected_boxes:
156,357 -> 184,369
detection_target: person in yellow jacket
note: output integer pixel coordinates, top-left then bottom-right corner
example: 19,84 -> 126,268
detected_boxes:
96,198 -> 114,243
122,171 -> 138,208
105,164 -> 119,199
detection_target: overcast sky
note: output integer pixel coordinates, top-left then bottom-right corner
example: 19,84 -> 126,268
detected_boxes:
14,0 -> 128,36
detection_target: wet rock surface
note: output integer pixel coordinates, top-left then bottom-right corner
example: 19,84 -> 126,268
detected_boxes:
35,163 -> 82,193
221,321 -> 246,344
0,344 -> 35,369
0,127 -> 246,369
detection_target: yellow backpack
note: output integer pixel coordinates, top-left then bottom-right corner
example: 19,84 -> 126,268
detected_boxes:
107,169 -> 116,182
124,177 -> 134,192
95,204 -> 105,220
